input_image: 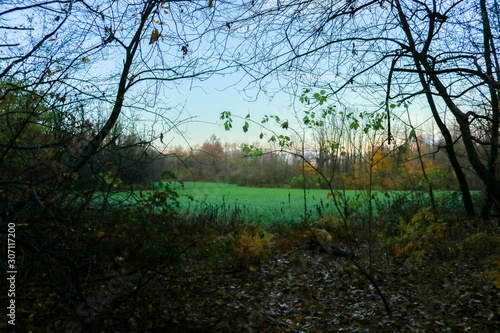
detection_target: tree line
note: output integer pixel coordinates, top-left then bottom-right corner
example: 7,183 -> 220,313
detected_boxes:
160,117 -> 486,193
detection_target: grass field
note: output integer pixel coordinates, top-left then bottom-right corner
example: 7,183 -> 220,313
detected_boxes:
103,182 -> 467,224
172,182 -> 337,223
156,182 -> 455,224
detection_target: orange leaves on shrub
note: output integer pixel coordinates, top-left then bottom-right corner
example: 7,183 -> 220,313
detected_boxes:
394,242 -> 418,257
276,237 -> 295,251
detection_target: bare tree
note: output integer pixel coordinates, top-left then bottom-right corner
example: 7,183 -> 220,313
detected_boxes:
229,0 -> 500,216
0,1 -> 244,178
0,2 -> 251,329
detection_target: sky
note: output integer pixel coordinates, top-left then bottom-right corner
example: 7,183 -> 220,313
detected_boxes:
149,71 -> 436,150
161,75 -> 296,148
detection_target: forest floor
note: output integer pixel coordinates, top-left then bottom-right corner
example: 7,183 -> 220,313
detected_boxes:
11,209 -> 500,332
127,227 -> 500,333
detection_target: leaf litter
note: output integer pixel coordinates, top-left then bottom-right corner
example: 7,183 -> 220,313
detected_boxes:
132,233 -> 500,332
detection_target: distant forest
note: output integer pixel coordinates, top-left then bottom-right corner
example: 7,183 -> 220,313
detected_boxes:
114,129 -> 485,192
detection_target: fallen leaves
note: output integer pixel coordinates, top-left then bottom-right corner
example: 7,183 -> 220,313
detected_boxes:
101,229 -> 500,332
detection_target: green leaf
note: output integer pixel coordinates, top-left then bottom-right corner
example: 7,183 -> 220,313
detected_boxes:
409,128 -> 416,140
242,144 -> 252,154
242,121 -> 249,133
251,148 -> 263,157
259,132 -> 264,139
220,111 -> 231,120
221,112 -> 233,130
281,121 -> 288,129
245,114 -> 250,119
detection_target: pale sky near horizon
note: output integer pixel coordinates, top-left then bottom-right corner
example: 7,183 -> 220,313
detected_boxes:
142,70 -> 307,149
149,72 -> 435,150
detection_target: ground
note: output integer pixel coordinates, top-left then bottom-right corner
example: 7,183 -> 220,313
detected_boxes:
115,230 -> 500,332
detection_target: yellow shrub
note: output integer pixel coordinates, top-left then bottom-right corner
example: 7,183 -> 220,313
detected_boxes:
488,270 -> 500,289
425,222 -> 446,239
409,208 -> 436,227
210,228 -> 275,271
234,228 -> 274,262
487,260 -> 500,289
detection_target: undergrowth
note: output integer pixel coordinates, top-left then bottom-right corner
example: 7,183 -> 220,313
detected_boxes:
3,185 -> 499,331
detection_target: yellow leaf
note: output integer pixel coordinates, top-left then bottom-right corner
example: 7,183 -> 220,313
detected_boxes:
149,29 -> 160,44
208,0 -> 213,8
96,5 -> 99,11
488,269 -> 500,288
394,244 -> 402,257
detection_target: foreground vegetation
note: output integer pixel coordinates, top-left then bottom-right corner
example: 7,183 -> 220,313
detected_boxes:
5,187 -> 499,331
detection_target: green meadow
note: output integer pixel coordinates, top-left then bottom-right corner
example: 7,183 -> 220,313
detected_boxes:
172,182 -> 337,223
103,182 -> 464,224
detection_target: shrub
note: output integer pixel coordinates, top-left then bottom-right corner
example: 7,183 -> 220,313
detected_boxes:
212,226 -> 275,271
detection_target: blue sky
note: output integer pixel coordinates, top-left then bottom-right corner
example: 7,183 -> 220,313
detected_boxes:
153,72 -> 301,148
155,71 -> 436,150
